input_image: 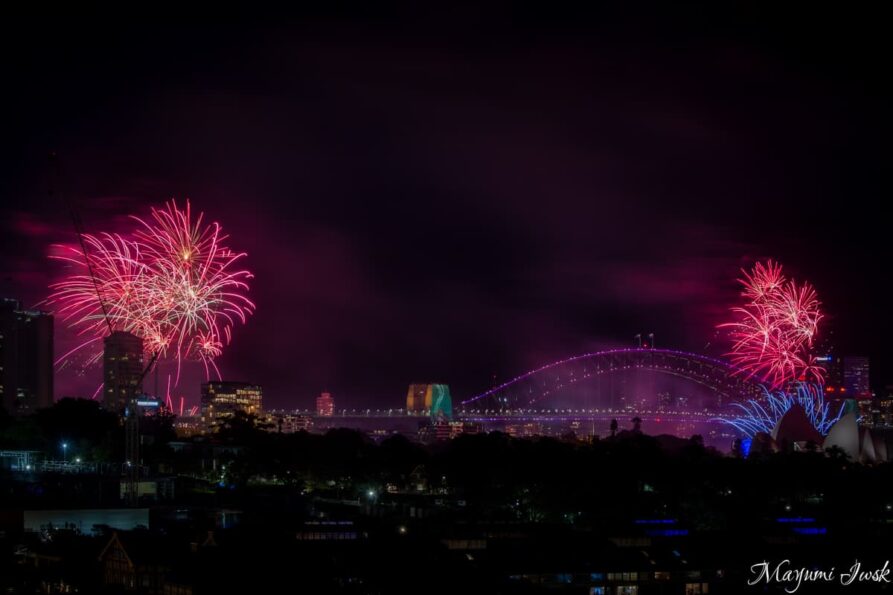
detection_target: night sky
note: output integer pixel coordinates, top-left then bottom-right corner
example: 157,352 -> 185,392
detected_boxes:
2,7 -> 890,409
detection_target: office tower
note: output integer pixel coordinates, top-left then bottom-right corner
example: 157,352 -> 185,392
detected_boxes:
200,381 -> 263,423
316,391 -> 335,416
815,355 -> 844,395
843,356 -> 871,398
0,298 -> 54,415
103,331 -> 144,412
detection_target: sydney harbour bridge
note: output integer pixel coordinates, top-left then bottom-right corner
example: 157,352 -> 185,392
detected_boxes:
459,348 -> 760,412
313,348 -> 763,430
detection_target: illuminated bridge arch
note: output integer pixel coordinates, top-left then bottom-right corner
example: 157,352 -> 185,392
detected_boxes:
460,348 -> 760,411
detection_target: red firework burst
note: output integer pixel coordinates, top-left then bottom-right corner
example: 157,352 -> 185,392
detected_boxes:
721,260 -> 823,388
45,199 -> 254,382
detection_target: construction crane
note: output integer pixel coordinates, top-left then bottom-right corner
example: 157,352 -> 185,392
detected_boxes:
54,153 -> 161,507
124,351 -> 161,506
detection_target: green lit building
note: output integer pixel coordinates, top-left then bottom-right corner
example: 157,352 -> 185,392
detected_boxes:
406,383 -> 452,419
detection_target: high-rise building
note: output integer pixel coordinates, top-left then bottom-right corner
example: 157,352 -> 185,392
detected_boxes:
103,331 -> 144,412
406,383 -> 453,419
877,388 -> 893,428
316,392 -> 334,416
816,355 -> 844,396
200,381 -> 263,423
0,298 -> 54,416
843,356 -> 871,398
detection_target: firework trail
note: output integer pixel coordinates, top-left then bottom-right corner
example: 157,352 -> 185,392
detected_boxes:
719,383 -> 845,438
45,199 -> 254,385
720,260 -> 823,388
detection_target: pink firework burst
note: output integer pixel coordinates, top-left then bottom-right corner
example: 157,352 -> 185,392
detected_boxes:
46,199 -> 254,382
720,260 -> 823,389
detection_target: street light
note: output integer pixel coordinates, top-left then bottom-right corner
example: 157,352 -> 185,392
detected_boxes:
61,442 -> 68,463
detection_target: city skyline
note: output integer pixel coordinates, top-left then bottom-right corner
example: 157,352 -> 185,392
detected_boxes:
2,11 -> 891,410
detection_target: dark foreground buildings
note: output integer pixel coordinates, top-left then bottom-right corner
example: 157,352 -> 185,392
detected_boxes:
5,422 -> 893,594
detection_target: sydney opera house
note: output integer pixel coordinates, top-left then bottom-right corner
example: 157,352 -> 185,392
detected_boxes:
751,401 -> 889,463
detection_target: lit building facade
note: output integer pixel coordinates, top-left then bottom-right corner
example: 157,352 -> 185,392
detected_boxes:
865,394 -> 893,428
273,413 -> 314,433
201,381 -> 263,423
0,299 -> 54,416
817,355 -> 845,397
103,331 -> 144,412
316,391 -> 335,416
418,420 -> 469,443
875,390 -> 893,428
843,356 -> 871,398
406,383 -> 453,419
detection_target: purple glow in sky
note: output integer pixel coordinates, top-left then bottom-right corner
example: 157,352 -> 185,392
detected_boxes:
2,12 -> 890,408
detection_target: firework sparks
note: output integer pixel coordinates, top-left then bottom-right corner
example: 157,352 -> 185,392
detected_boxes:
720,260 -> 823,388
720,383 -> 845,438
45,199 -> 254,383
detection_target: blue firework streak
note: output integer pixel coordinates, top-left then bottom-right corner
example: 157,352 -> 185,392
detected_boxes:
720,383 -> 845,438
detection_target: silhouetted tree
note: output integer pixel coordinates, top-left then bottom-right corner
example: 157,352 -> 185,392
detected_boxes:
0,403 -> 10,430
216,410 -> 272,445
610,418 -> 618,437
140,407 -> 178,469
33,398 -> 120,461
377,433 -> 427,482
825,445 -> 849,462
